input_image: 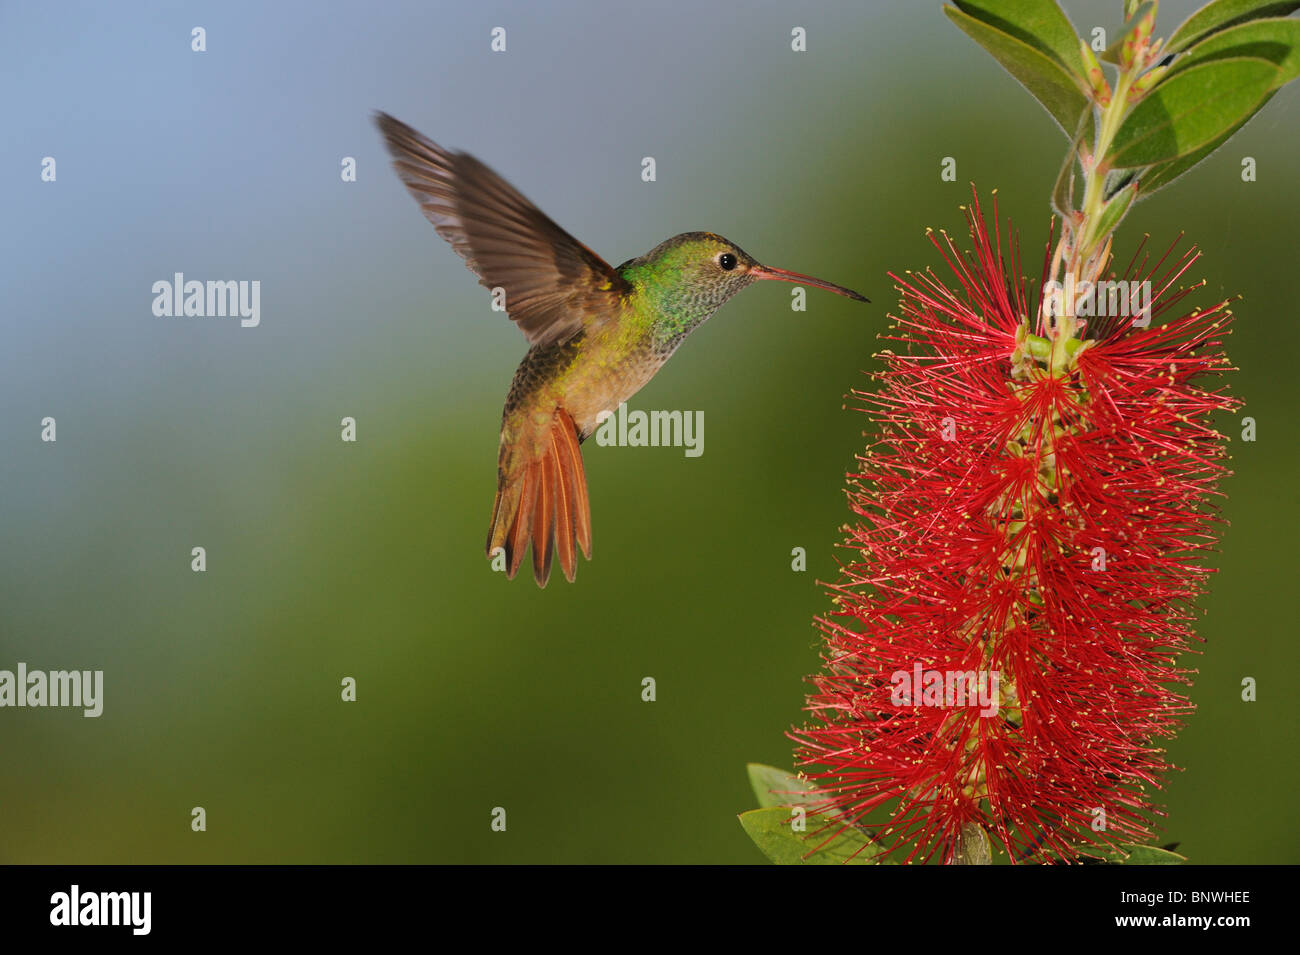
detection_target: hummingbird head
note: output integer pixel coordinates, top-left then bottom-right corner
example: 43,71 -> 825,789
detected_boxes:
621,232 -> 867,338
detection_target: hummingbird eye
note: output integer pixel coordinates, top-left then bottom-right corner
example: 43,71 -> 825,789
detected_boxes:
718,252 -> 738,271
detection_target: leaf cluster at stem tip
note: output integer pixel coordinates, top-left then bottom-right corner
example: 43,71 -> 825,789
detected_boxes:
946,0 -> 1300,261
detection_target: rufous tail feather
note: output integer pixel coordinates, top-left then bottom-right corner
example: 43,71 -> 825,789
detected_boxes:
487,409 -> 592,586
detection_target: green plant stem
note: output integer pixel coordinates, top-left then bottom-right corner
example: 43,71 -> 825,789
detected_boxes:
1074,64 -> 1140,268
1075,71 -> 1132,267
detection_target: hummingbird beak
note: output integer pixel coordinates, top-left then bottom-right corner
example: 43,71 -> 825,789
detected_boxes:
749,264 -> 869,303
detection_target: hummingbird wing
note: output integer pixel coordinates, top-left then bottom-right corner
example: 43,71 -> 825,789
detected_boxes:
376,112 -> 630,348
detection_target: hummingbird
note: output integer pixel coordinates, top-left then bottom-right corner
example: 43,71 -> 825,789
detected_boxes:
376,112 -> 867,587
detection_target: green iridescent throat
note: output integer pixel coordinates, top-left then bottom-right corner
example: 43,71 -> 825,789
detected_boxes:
619,239 -> 749,345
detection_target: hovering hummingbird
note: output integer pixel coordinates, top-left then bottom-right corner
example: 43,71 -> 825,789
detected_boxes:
376,112 -> 867,586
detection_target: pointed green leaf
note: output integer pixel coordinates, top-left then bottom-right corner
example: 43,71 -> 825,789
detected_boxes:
1092,181 -> 1138,238
1137,89 -> 1276,196
1051,112 -> 1094,218
1166,16 -> 1300,85
1107,56 -> 1280,167
1081,843 -> 1189,864
952,0 -> 1090,78
1050,144 -> 1079,220
1135,19 -> 1299,196
1165,0 -> 1300,54
1103,167 -> 1139,199
1120,845 -> 1189,864
746,763 -> 841,815
945,5 -> 1092,136
738,807 -> 892,864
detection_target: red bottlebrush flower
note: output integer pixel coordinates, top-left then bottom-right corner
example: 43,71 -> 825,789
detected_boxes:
792,191 -> 1238,864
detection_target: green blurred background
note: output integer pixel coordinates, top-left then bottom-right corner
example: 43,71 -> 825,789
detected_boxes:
2,1 -> 1295,863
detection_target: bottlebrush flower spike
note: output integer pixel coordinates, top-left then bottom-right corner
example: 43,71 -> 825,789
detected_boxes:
792,190 -> 1238,864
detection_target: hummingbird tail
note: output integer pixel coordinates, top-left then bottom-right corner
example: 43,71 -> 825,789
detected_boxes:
487,410 -> 592,585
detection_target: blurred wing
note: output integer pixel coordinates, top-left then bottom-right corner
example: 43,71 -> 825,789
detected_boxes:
376,112 -> 629,347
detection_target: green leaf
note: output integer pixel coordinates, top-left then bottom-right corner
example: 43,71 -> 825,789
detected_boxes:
1137,89 -> 1276,195
746,763 -> 840,815
1165,0 -> 1300,54
952,0 -> 1090,78
738,807 -> 892,864
1102,1 -> 1156,64
1081,843 -> 1189,864
1051,112 -> 1094,218
1134,20 -> 1299,195
1091,180 -> 1137,238
945,5 -> 1092,136
1050,145 -> 1078,220
1166,16 -> 1300,85
1107,56 -> 1280,167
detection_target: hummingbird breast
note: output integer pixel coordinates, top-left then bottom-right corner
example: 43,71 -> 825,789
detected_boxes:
504,326 -> 668,443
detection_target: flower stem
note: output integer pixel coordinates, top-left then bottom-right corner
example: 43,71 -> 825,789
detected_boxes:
1046,17 -> 1162,341
1073,71 -> 1133,271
